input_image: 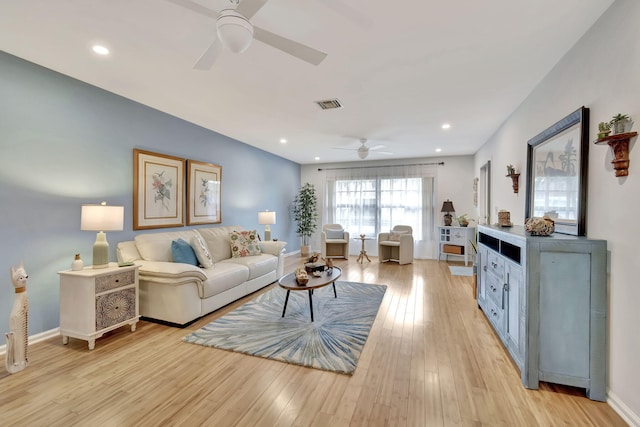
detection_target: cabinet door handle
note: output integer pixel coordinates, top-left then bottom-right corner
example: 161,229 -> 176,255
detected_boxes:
483,265 -> 487,272
502,283 -> 509,309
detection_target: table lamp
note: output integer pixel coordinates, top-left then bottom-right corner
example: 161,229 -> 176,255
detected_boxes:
81,201 -> 124,268
441,200 -> 455,226
258,210 -> 276,241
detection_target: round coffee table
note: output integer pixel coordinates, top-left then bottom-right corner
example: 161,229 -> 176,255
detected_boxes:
277,267 -> 341,321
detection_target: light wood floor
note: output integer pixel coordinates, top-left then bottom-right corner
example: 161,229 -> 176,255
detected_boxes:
0,256 -> 626,426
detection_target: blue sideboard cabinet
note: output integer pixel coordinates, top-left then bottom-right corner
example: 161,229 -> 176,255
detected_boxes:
476,224 -> 607,401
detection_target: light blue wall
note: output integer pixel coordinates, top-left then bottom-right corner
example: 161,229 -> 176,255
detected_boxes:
0,51 -> 301,336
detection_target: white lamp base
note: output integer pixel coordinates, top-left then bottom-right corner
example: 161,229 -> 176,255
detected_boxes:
92,231 -> 109,269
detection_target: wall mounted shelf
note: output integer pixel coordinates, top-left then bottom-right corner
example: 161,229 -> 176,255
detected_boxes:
594,131 -> 637,177
506,173 -> 520,193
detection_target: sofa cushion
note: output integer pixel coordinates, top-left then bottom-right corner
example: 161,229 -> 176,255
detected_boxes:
135,230 -> 199,262
196,226 -> 240,263
219,254 -> 277,281
191,235 -> 214,268
229,230 -> 262,258
325,228 -> 344,239
171,239 -> 199,265
201,262 -> 250,298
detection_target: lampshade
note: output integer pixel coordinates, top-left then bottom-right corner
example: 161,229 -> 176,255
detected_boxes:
216,9 -> 254,54
81,202 -> 124,269
258,210 -> 276,241
258,211 -> 276,225
441,200 -> 455,213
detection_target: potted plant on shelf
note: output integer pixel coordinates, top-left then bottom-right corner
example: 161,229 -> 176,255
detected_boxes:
457,214 -> 471,227
597,121 -> 611,139
610,113 -> 632,134
292,182 -> 318,257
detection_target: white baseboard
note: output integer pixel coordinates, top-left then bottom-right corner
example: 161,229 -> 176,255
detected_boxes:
0,327 -> 60,356
285,250 -> 300,257
609,390 -> 640,427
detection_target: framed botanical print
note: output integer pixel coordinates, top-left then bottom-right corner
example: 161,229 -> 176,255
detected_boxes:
186,159 -> 222,225
133,149 -> 185,230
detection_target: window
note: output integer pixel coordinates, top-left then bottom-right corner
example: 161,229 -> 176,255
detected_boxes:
324,164 -> 437,253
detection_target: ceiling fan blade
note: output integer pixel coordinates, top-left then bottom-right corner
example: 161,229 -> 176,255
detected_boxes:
193,39 -> 222,70
166,0 -> 219,19
253,27 -> 327,65
333,147 -> 357,151
369,144 -> 386,151
236,0 -> 269,20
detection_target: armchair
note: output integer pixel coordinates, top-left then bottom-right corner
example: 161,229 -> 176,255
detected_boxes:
378,225 -> 414,265
321,224 -> 349,259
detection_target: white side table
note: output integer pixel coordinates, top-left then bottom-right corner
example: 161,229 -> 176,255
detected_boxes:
438,226 -> 476,265
58,263 -> 140,350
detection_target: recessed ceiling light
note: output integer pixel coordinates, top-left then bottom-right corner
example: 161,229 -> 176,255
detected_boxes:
441,123 -> 451,130
435,148 -> 442,153
314,157 -> 320,161
92,45 -> 110,55
280,138 -> 287,144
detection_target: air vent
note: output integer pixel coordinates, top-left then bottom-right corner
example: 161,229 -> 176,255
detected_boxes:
315,98 -> 343,110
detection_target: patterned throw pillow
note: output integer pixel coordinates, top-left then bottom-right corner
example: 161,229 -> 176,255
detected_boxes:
171,238 -> 199,265
191,235 -> 214,268
389,230 -> 408,241
229,230 -> 262,258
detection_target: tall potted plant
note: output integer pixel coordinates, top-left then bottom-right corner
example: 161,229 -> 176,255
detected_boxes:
292,183 -> 318,257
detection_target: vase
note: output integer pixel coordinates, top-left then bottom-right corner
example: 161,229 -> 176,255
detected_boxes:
71,254 -> 84,271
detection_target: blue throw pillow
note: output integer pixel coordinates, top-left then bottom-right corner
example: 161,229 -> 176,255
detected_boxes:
325,229 -> 344,239
171,238 -> 198,266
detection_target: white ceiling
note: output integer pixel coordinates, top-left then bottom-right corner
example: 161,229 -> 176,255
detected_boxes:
0,0 -> 613,164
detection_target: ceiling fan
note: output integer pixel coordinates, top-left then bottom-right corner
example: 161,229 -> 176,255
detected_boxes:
168,0 -> 327,70
334,139 -> 393,160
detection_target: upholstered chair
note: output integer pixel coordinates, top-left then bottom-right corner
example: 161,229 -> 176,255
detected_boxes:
321,224 -> 350,259
378,225 -> 414,265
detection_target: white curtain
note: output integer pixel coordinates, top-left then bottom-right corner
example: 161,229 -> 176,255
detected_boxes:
323,164 -> 437,259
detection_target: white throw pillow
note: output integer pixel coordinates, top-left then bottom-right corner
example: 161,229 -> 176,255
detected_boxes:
191,235 -> 214,268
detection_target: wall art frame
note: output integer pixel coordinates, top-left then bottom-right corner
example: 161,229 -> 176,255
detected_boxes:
525,106 -> 589,236
187,159 -> 222,225
133,149 -> 185,230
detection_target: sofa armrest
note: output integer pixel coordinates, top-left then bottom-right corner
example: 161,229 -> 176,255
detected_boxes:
378,232 -> 390,244
259,240 -> 287,256
135,260 -> 207,282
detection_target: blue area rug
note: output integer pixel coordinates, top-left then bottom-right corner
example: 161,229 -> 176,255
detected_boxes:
449,266 -> 474,276
183,281 -> 387,375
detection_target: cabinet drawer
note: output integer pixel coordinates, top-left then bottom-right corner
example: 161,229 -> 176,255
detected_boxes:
486,273 -> 505,309
96,270 -> 135,293
486,251 -> 505,278
484,297 -> 505,335
95,288 -> 136,330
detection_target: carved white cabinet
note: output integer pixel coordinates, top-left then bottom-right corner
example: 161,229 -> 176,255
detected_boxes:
477,225 -> 607,401
437,226 -> 476,265
58,263 -> 140,350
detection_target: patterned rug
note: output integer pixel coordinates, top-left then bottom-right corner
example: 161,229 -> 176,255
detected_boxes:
183,281 -> 387,375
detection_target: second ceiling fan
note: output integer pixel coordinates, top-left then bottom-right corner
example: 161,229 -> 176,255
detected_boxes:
168,0 -> 327,69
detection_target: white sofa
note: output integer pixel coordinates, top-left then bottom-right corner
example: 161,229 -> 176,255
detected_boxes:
117,226 -> 286,326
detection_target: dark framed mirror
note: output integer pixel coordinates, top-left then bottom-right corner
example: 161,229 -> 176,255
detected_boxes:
525,106 -> 589,236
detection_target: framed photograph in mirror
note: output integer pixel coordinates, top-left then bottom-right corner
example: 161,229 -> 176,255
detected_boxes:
525,106 -> 589,236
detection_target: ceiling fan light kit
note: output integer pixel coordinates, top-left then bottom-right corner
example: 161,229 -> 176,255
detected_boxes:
216,9 -> 254,53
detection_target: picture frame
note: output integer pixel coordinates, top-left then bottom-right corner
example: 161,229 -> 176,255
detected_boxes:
187,159 -> 222,225
525,106 -> 589,236
133,149 -> 185,230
